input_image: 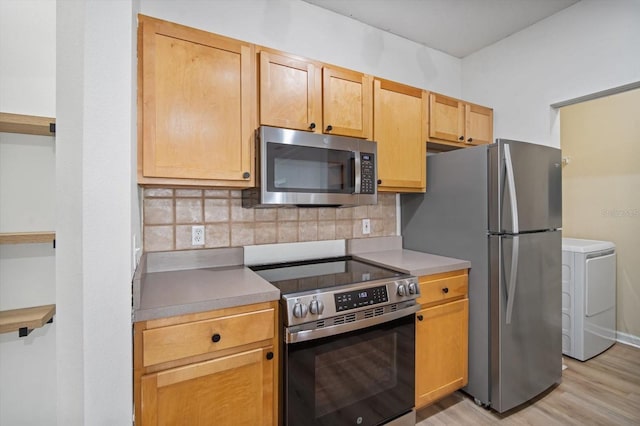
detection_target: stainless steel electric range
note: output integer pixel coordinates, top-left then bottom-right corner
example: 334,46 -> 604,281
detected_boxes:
250,256 -> 420,426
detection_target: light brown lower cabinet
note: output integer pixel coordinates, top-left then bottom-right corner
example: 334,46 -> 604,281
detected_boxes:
415,270 -> 469,408
134,301 -> 279,426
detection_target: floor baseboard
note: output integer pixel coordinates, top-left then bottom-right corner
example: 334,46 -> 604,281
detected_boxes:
617,331 -> 640,349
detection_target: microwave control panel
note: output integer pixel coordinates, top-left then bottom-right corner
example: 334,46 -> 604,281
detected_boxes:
360,153 -> 375,194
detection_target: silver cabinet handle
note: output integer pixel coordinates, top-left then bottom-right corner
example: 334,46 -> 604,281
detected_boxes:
503,144 -> 519,234
505,236 -> 519,325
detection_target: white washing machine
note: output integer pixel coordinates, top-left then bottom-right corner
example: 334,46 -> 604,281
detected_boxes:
562,238 -> 616,361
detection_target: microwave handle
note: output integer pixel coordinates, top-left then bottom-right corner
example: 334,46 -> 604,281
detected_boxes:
353,152 -> 361,194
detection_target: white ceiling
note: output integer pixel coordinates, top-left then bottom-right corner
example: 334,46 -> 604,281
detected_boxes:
303,0 -> 580,58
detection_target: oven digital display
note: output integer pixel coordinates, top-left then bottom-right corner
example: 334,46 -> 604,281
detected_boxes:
335,285 -> 388,311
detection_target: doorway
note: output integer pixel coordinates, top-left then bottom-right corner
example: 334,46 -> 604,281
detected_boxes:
560,87 -> 640,347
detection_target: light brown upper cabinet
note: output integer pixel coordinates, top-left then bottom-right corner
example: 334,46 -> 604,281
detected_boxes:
137,15 -> 256,187
322,66 -> 373,138
259,49 -> 372,139
373,79 -> 427,193
428,92 -> 493,149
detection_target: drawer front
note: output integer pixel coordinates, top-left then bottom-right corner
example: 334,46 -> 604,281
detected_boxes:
143,308 -> 274,367
417,273 -> 468,306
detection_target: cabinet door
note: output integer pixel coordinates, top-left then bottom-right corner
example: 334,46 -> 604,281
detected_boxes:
415,298 -> 469,408
138,15 -> 254,186
465,103 -> 493,145
259,50 -> 322,132
322,66 -> 372,138
429,92 -> 465,144
141,347 -> 275,426
373,79 -> 427,192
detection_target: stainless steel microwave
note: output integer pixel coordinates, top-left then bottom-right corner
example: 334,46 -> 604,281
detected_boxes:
242,126 -> 377,208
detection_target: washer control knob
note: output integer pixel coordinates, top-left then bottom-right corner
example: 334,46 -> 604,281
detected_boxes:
397,283 -> 408,296
408,282 -> 418,295
293,302 -> 309,318
309,299 -> 325,315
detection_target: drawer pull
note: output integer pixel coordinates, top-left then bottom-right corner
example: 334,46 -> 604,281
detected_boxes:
266,351 -> 274,360
417,314 -> 424,321
442,287 -> 449,294
211,333 -> 221,343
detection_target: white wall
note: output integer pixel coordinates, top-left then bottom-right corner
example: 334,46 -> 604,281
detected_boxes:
140,0 -> 462,97
57,0 -> 139,424
461,0 -> 640,147
0,1 -> 57,424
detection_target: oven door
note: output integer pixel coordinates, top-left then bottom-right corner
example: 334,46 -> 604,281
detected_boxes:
285,314 -> 415,426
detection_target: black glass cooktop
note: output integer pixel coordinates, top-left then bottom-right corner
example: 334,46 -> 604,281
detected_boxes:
249,256 -> 406,294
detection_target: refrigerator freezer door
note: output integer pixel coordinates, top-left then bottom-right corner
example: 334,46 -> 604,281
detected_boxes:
489,231 -> 562,413
489,140 -> 562,233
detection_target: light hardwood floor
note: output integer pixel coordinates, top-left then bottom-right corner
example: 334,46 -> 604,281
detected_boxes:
416,343 -> 640,425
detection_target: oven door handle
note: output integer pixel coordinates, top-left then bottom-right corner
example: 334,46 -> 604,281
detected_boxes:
285,304 -> 420,344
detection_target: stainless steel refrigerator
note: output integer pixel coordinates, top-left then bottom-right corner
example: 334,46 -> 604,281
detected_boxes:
401,139 -> 562,413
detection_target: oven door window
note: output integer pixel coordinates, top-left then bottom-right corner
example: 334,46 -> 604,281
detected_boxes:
267,142 -> 355,194
285,315 -> 414,426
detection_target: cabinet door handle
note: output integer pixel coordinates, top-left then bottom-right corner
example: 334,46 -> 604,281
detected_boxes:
309,122 -> 316,130
211,333 -> 221,343
266,351 -> 274,360
377,179 -> 382,185
458,136 -> 464,141
442,287 -> 449,294
242,171 -> 250,179
326,125 -> 333,132
467,138 -> 473,143
417,314 -> 424,321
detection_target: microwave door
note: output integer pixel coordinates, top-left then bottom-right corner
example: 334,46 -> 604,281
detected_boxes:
242,126 -> 377,207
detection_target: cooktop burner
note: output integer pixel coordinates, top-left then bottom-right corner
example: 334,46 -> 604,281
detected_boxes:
249,256 -> 406,294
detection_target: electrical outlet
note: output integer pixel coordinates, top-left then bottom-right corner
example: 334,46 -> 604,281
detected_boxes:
362,218 -> 371,235
192,225 -> 205,246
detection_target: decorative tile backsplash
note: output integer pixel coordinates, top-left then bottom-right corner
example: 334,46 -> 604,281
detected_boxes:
143,189 -> 398,252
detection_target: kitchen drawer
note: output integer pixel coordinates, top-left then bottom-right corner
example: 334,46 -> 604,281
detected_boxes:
142,308 -> 275,367
417,270 -> 468,306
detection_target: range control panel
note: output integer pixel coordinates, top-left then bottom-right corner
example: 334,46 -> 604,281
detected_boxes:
335,285 -> 388,311
282,277 -> 419,326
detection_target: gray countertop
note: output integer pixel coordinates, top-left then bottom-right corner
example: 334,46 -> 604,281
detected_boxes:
354,249 -> 471,277
134,265 -> 280,322
132,239 -> 470,322
132,248 -> 280,322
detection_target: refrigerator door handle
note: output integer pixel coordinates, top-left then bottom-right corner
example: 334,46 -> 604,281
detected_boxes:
503,143 -> 519,234
505,236 -> 520,325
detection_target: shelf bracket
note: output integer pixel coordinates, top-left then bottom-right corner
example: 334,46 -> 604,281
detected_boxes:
17,316 -> 53,338
18,327 -> 33,337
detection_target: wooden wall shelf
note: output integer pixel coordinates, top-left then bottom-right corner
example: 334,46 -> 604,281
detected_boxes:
0,304 -> 56,337
0,112 -> 56,136
0,232 -> 56,245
